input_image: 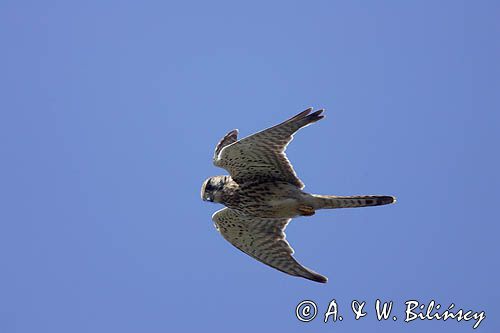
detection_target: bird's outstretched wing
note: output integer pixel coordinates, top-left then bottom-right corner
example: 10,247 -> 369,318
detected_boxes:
212,208 -> 327,283
213,108 -> 324,188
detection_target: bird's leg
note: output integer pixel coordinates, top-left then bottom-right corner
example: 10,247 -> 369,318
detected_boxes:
298,204 -> 315,216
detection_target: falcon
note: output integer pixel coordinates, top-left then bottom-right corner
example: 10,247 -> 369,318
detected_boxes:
201,108 -> 395,283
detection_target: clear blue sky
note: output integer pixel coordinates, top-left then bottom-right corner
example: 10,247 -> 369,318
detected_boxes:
1,1 -> 499,332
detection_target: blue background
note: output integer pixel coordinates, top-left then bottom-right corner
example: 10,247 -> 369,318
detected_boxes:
1,1 -> 498,332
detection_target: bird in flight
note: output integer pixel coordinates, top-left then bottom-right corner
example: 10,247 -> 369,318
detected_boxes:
201,108 -> 395,283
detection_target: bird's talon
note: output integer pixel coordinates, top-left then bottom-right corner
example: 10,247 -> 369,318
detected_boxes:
298,205 -> 315,216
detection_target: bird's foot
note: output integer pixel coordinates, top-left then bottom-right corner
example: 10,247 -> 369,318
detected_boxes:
298,205 -> 315,216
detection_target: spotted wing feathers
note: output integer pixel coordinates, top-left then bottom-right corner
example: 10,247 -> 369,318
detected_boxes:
213,108 -> 324,188
213,129 -> 238,162
212,208 -> 327,283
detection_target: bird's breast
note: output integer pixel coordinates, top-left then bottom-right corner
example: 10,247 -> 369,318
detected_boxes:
224,181 -> 304,218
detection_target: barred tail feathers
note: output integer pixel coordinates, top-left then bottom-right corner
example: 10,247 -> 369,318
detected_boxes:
312,194 -> 396,209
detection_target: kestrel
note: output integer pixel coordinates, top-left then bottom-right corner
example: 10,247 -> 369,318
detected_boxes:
201,108 -> 395,283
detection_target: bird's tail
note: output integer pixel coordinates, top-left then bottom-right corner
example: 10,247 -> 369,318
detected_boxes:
312,194 -> 396,209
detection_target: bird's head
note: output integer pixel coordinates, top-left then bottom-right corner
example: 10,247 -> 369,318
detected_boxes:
201,176 -> 227,203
